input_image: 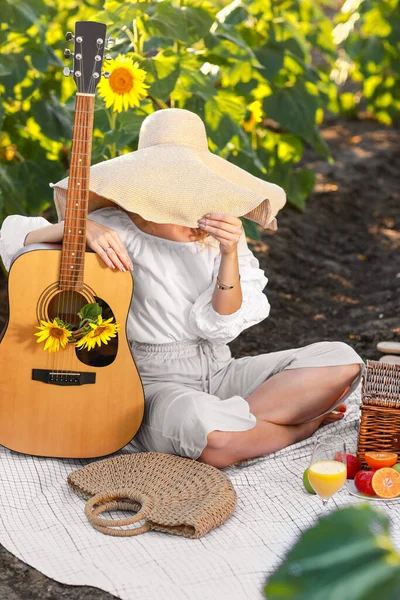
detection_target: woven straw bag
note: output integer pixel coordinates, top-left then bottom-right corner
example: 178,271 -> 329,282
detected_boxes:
67,452 -> 237,538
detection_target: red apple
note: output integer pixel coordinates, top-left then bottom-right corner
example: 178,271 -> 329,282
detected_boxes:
354,470 -> 377,496
334,452 -> 362,479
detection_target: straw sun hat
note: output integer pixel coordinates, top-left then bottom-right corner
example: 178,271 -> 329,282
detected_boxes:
52,108 -> 286,230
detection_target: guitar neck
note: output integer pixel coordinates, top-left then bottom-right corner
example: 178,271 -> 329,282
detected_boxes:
60,94 -> 95,291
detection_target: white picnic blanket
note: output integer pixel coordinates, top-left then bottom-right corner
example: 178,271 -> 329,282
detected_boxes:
1,386 -> 399,600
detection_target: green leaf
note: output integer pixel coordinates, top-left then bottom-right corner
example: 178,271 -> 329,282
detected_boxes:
205,90 -> 245,147
183,94 -> 206,119
0,164 -> 21,220
262,82 -> 317,140
30,45 -> 50,73
143,36 -> 172,54
226,145 -> 268,179
307,126 -> 333,162
241,217 -> 261,241
144,4 -> 187,42
213,29 -> 262,67
254,43 -> 285,81
0,53 -> 29,91
31,93 -> 72,141
361,7 -> 391,38
224,6 -> 249,26
54,318 -> 72,330
104,0 -> 147,22
262,83 -> 331,159
103,112 -> 145,151
181,4 -> 215,40
2,0 -> 45,28
144,3 -> 214,44
265,506 -> 400,600
141,52 -> 180,100
288,167 -> 315,211
277,134 -> 304,164
78,303 -> 102,324
15,160 -> 54,214
0,62 -> 12,77
172,61 -> 216,105
118,111 -> 146,138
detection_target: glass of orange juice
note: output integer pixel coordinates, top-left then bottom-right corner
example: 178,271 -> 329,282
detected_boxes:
308,434 -> 347,506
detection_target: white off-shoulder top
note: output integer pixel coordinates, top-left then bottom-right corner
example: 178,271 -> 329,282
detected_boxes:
0,207 -> 271,345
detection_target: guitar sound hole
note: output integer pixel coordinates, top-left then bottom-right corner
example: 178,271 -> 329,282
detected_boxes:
47,291 -> 87,328
47,293 -> 118,367
75,296 -> 118,368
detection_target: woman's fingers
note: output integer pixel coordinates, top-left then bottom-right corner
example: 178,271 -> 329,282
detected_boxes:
197,213 -> 243,241
198,219 -> 241,235
86,219 -> 134,272
91,242 -> 128,271
200,213 -> 242,226
199,225 -> 241,241
91,243 -> 116,269
106,233 -> 134,271
102,246 -> 127,272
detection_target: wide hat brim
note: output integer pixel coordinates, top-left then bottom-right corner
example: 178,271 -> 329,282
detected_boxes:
52,143 -> 286,230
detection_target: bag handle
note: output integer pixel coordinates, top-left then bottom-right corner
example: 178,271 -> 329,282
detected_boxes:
85,489 -> 153,537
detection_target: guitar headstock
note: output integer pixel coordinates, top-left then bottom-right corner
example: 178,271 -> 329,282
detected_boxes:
64,21 -> 114,95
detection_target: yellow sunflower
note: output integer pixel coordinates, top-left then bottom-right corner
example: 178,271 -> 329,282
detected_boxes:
34,319 -> 72,353
243,100 -> 263,132
97,54 -> 150,113
75,316 -> 120,351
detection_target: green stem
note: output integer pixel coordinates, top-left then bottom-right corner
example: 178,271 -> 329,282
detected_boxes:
123,26 -> 136,51
106,110 -> 117,158
133,15 -> 145,55
251,129 -> 257,150
147,94 -> 168,110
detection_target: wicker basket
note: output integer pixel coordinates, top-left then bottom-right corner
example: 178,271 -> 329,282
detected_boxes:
357,360 -> 400,468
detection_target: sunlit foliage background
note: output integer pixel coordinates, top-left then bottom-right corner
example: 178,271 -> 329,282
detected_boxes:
1,0 -> 399,237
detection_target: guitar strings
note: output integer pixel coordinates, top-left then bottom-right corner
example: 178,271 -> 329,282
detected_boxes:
56,35 -> 104,379
56,36 -> 86,379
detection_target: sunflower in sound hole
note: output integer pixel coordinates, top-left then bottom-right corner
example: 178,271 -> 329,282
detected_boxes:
34,303 -> 120,353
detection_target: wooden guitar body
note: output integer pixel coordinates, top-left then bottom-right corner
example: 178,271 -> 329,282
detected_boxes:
0,244 -> 144,458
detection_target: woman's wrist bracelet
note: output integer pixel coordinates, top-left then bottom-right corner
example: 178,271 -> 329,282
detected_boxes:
216,275 -> 241,290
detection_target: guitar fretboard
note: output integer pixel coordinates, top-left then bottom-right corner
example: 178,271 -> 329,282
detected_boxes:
60,94 -> 95,290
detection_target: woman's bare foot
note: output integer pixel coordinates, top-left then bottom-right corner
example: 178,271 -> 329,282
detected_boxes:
320,403 -> 347,426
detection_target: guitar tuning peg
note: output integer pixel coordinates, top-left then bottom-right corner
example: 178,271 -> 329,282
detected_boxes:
105,54 -> 112,60
65,31 -> 74,41
102,71 -> 111,79
106,37 -> 115,47
64,49 -> 73,59
63,67 -> 73,77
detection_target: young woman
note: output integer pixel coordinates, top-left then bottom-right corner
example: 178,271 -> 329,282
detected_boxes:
0,196 -> 364,469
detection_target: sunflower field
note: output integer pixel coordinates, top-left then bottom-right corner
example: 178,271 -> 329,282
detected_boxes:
1,0 -> 399,238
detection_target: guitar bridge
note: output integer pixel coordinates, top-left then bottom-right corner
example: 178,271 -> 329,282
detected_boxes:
32,369 -> 96,386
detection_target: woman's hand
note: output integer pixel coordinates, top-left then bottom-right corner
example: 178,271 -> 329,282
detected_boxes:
197,213 -> 243,255
86,219 -> 133,272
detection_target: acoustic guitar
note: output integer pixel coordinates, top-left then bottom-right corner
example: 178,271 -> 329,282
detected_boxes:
0,21 -> 144,458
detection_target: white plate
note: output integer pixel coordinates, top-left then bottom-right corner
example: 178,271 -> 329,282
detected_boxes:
347,480 -> 400,502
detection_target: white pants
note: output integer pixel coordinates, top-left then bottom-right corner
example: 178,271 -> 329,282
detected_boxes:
129,339 -> 365,460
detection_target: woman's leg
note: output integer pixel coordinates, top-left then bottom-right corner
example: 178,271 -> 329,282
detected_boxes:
198,412 -> 332,469
199,344 -> 364,468
198,365 -> 359,468
244,363 -> 361,425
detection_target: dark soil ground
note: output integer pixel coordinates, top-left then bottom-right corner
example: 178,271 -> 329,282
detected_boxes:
0,119 -> 399,599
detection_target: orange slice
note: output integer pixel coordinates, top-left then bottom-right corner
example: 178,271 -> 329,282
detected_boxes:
365,451 -> 398,469
371,468 -> 400,498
